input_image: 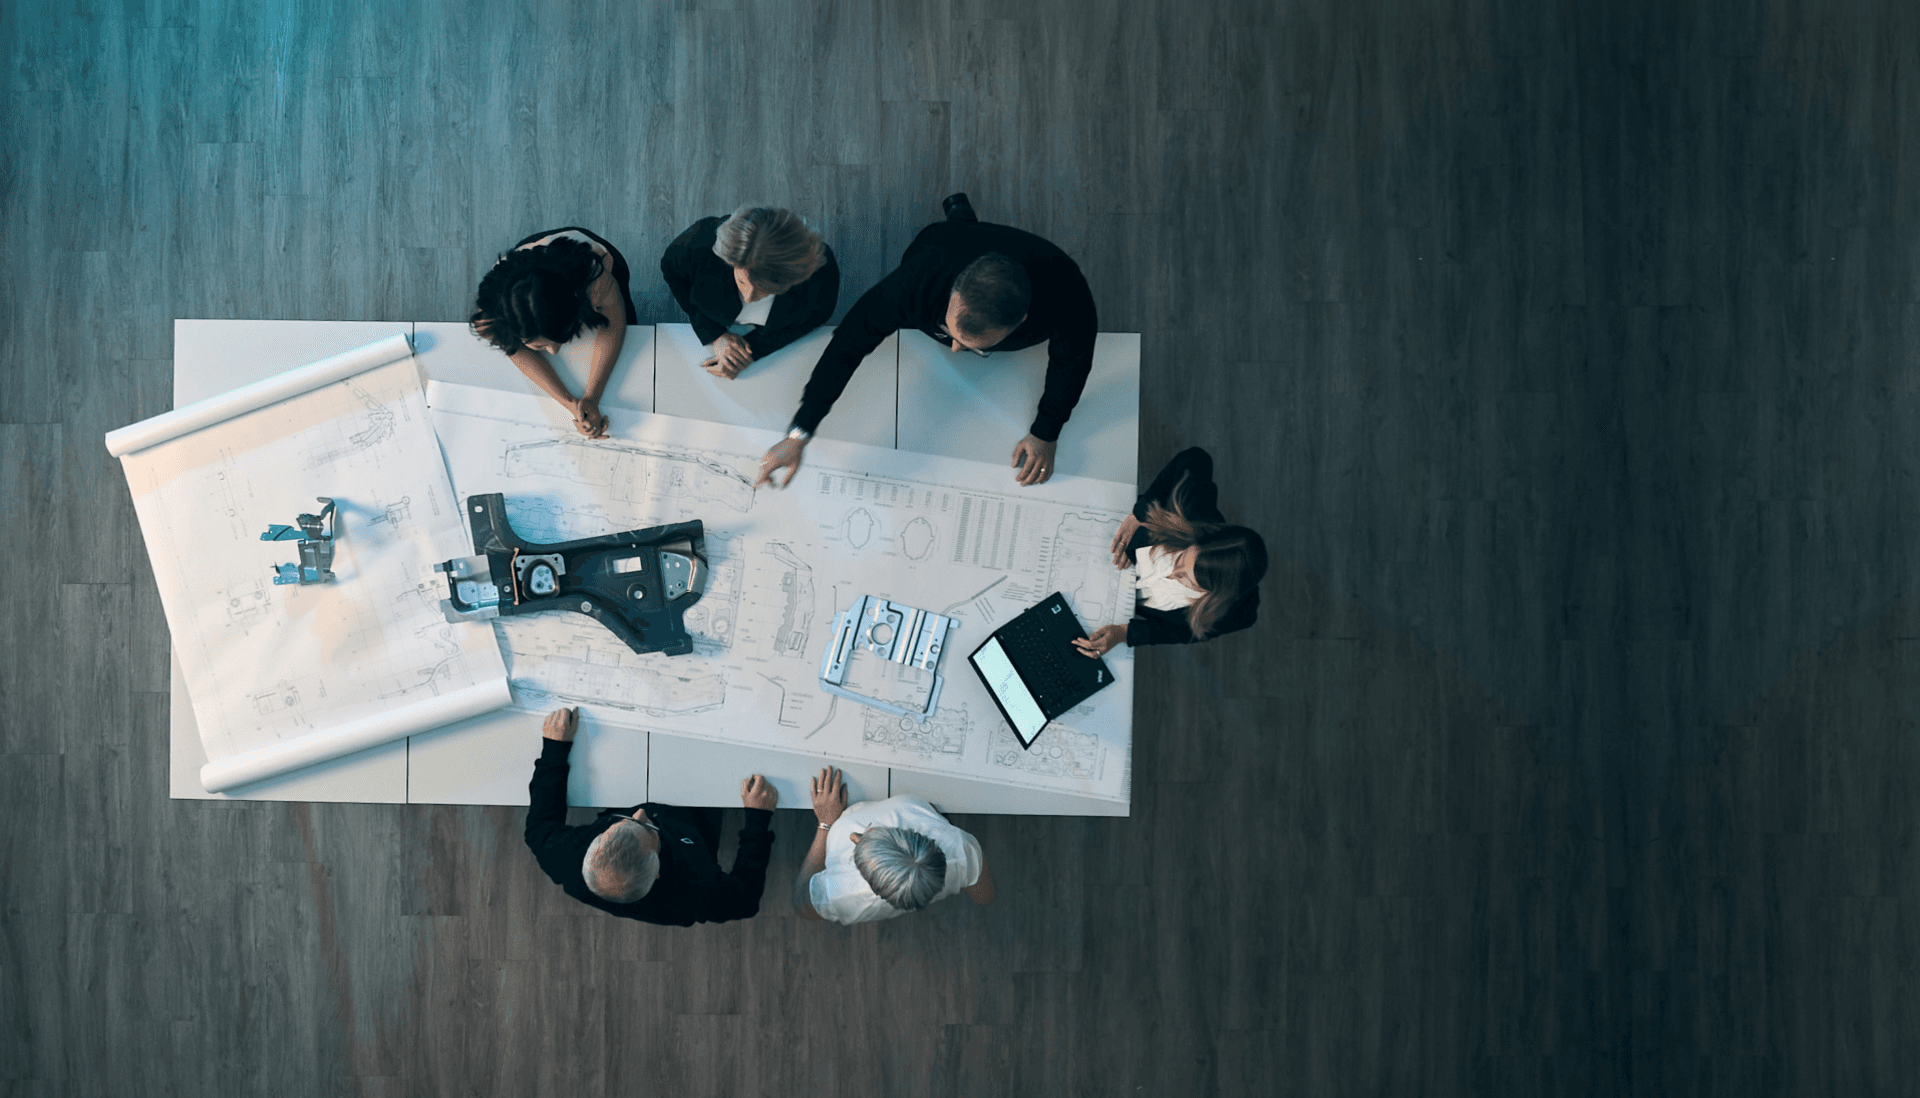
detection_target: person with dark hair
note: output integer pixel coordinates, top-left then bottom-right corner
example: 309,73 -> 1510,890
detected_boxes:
1073,447 -> 1268,654
755,193 -> 1097,491
661,206 -> 840,379
791,768 -> 997,925
471,228 -> 637,438
524,707 -> 781,926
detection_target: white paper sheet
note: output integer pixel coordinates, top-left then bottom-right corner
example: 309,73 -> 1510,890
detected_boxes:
113,341 -> 510,792
428,381 -> 1136,802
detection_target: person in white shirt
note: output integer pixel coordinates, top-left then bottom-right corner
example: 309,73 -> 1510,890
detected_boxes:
792,767 -> 998,924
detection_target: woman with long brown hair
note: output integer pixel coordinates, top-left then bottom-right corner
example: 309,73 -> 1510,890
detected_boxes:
1072,447 -> 1267,655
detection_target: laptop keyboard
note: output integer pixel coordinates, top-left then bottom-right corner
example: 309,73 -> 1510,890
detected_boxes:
999,626 -> 1085,705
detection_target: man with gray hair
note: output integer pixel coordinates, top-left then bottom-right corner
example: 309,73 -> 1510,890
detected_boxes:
524,708 -> 779,925
792,767 -> 998,924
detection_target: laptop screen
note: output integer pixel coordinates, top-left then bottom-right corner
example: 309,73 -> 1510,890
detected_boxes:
969,636 -> 1049,744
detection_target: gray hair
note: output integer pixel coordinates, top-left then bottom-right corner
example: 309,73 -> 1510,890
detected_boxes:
951,252 -> 1030,336
583,821 -> 660,903
852,827 -> 948,911
711,206 -> 825,293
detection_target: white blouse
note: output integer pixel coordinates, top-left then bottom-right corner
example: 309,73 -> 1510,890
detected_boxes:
1135,544 -> 1204,612
734,291 -> 775,327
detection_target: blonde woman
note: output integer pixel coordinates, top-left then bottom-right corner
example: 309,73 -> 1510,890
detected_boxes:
660,206 -> 839,379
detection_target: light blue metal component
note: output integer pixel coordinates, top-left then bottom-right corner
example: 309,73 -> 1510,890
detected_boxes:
261,497 -> 338,585
818,595 -> 957,722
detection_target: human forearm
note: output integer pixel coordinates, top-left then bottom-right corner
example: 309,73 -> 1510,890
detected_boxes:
747,264 -> 837,360
524,738 -> 574,846
791,825 -> 831,918
791,283 -> 900,433
509,349 -> 576,406
706,812 -> 775,921
1125,613 -> 1198,647
585,316 -> 624,402
1030,342 -> 1094,442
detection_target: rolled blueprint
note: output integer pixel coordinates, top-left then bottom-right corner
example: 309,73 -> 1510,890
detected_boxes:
105,332 -> 414,457
199,679 -> 510,793
112,337 -> 510,795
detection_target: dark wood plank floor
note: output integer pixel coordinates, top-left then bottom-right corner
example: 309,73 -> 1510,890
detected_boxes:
4,0 -> 1919,1094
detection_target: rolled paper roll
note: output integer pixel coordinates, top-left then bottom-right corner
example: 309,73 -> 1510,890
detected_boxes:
105,332 -> 414,457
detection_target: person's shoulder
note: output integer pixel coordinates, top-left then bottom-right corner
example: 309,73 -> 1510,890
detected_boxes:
877,793 -> 948,823
683,216 -> 725,243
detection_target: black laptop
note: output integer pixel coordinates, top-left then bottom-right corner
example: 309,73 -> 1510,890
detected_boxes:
967,592 -> 1114,748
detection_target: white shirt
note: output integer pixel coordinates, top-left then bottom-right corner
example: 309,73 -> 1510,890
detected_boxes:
734,291 -> 776,328
1135,544 -> 1203,612
808,795 -> 984,925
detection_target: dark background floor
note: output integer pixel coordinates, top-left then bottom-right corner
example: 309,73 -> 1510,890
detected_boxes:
4,0 -> 1919,1095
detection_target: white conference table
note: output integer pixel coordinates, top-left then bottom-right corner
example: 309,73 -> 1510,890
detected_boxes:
166,319 -> 1139,814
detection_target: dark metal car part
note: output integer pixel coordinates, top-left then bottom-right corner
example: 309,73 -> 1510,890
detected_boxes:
436,493 -> 708,656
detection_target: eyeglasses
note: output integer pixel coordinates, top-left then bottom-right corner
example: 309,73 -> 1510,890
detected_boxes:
602,811 -> 659,835
932,325 -> 995,358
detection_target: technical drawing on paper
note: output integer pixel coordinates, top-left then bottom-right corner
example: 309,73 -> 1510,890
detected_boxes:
121,358 -> 509,769
427,379 -> 1135,801
989,722 -> 1103,781
504,437 -> 755,514
1044,513 -> 1132,631
862,706 -> 971,760
307,378 -> 398,468
899,516 -> 936,561
765,541 -> 817,658
840,507 -> 879,550
500,622 -> 729,716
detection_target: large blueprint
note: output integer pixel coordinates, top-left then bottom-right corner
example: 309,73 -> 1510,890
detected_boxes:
111,340 -> 510,791
428,382 -> 1137,801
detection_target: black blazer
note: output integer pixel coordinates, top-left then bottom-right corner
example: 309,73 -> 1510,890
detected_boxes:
523,739 -> 774,926
511,226 -> 639,325
659,216 -> 840,359
1122,448 -> 1260,646
791,220 -> 1098,441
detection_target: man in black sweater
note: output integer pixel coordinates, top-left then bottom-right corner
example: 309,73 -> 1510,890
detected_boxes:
523,708 -> 778,926
755,193 -> 1098,491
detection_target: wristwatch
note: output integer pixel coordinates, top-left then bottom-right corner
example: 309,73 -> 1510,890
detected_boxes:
786,425 -> 813,443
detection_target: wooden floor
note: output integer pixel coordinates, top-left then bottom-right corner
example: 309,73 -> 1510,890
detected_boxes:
5,0 -> 1920,1094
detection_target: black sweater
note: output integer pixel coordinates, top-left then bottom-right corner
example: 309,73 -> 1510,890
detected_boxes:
790,220 -> 1098,441
523,738 -> 774,926
660,216 -> 840,359
1123,448 -> 1260,647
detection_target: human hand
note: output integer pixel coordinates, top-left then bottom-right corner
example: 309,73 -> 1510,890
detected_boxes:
810,767 -> 846,827
1071,625 -> 1127,658
741,774 -> 778,811
701,333 -> 754,379
572,396 -> 608,439
756,436 -> 807,489
1110,514 -> 1141,567
541,707 -> 579,742
1010,434 -> 1057,487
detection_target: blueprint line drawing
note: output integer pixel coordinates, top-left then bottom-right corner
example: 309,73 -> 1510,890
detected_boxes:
116,350 -> 510,791
427,380 -> 1137,801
